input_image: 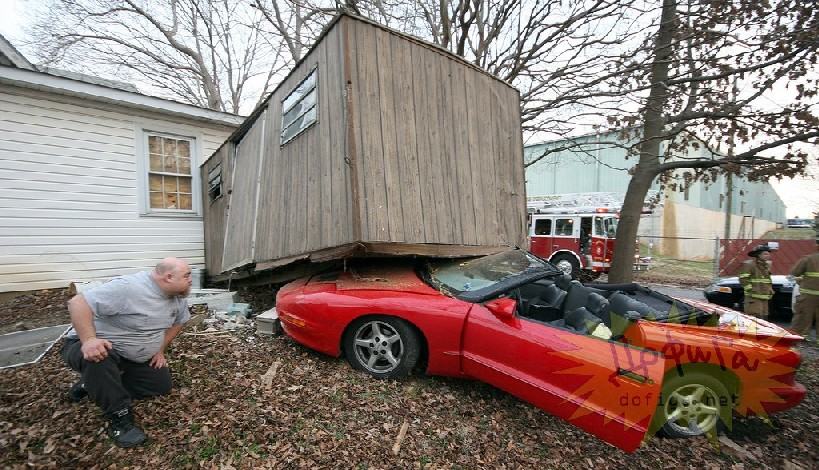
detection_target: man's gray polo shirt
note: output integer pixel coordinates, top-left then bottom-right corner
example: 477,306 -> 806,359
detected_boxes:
68,271 -> 189,363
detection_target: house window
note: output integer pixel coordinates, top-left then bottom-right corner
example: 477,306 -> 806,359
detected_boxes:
207,163 -> 222,202
280,67 -> 318,145
146,133 -> 194,212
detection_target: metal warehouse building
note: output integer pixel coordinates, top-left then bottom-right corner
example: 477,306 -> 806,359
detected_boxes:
524,132 -> 786,260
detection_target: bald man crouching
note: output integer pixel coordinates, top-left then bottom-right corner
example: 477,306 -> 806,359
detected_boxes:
61,258 -> 192,447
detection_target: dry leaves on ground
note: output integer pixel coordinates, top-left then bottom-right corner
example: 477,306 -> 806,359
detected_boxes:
1,288 -> 816,468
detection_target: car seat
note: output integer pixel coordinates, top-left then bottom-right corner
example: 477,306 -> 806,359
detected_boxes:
564,307 -> 602,335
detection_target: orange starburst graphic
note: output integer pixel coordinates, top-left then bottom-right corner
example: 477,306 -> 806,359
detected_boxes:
547,328 -> 663,432
543,300 -> 803,445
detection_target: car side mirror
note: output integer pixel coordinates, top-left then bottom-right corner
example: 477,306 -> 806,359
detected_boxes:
485,298 -> 517,320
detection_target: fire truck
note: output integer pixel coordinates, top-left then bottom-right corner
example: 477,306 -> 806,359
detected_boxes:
527,192 -> 645,279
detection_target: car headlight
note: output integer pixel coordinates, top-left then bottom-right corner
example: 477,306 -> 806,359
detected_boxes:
706,285 -> 733,294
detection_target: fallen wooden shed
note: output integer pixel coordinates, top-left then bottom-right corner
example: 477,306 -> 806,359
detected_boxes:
202,13 -> 526,281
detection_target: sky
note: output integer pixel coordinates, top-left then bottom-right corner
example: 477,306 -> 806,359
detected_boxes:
1,0 -> 816,218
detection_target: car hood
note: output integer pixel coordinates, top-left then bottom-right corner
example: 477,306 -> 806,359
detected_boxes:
333,265 -> 440,296
678,297 -> 802,345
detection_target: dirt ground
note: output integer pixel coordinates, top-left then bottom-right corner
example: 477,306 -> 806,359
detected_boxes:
1,288 -> 817,469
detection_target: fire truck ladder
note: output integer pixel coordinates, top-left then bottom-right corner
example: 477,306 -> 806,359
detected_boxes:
526,191 -> 660,214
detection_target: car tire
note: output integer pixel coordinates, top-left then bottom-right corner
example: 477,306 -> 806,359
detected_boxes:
342,316 -> 420,379
654,371 -> 732,438
550,253 -> 580,279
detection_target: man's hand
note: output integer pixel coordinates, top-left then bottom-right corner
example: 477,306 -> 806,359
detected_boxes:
81,338 -> 112,362
149,351 -> 167,369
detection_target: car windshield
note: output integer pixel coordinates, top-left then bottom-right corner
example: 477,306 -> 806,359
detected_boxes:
424,250 -> 556,296
594,216 -> 618,238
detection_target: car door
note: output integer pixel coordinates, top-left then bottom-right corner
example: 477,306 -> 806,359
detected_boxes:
460,302 -> 664,452
529,216 -> 553,258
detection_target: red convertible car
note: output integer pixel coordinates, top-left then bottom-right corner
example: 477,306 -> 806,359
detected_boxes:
276,250 -> 805,452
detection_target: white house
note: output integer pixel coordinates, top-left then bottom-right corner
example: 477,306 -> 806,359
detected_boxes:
0,35 -> 243,293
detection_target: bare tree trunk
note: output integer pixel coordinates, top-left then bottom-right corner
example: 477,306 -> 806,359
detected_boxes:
608,0 -> 676,283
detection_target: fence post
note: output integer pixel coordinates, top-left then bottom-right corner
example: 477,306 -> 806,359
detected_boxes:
713,236 -> 721,281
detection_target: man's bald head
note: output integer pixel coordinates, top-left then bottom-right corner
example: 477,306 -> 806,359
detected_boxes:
152,258 -> 192,296
155,257 -> 189,275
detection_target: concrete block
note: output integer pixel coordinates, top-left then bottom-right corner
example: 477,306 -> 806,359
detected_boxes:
256,308 -> 282,336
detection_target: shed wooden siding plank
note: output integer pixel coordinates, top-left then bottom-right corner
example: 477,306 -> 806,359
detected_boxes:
489,85 -> 510,245
355,21 -> 389,241
270,95 -> 290,260
436,55 -> 463,244
221,117 -> 264,270
204,148 -> 229,273
301,41 -> 334,253
279,78 -> 312,256
389,33 -> 424,243
343,18 -> 365,242
251,102 -> 276,260
374,27 -> 405,242
328,25 -> 354,247
487,81 -> 506,244
498,87 -> 525,247
419,50 -> 445,242
508,88 -> 527,246
409,42 -> 437,243
474,75 -> 500,244
302,114 -> 318,253
317,31 -> 333,249
429,50 -> 456,244
448,57 -> 477,245
463,66 -> 487,245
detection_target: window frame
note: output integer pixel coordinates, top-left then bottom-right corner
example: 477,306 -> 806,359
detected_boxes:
553,218 -> 576,237
280,66 -> 319,146
136,128 -> 202,218
207,162 -> 223,203
534,218 -> 552,236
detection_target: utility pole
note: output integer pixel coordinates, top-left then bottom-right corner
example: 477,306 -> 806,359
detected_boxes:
723,78 -> 738,240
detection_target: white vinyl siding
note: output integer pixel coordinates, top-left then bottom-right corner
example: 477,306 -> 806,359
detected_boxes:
0,85 -> 236,292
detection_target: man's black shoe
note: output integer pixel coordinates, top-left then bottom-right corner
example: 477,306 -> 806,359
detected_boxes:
68,382 -> 87,402
106,409 -> 148,448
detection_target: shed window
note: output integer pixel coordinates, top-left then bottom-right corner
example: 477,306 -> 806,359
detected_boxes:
147,134 -> 194,211
207,163 -> 222,202
281,67 -> 318,145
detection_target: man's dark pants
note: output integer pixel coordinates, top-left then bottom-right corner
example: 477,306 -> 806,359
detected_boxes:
61,339 -> 172,415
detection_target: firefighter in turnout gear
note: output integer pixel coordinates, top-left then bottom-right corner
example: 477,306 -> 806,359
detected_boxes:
738,244 -> 775,319
790,238 -> 819,339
